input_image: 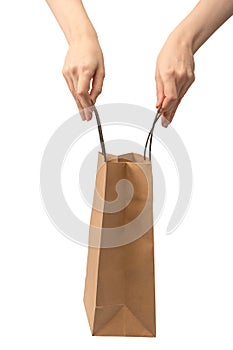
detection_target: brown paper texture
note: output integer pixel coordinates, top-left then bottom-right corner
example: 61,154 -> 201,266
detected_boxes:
84,152 -> 156,337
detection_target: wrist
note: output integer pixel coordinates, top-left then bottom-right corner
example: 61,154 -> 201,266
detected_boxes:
68,26 -> 98,46
167,28 -> 195,54
171,27 -> 206,55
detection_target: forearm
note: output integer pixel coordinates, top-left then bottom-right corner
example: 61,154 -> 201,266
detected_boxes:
170,0 -> 233,53
46,0 -> 97,44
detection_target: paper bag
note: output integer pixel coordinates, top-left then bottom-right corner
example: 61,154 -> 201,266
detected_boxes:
84,106 -> 160,337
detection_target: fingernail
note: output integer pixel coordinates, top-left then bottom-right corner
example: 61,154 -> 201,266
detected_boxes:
162,117 -> 170,128
87,112 -> 93,121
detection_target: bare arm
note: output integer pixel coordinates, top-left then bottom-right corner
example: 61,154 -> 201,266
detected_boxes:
46,0 -> 105,120
156,0 -> 233,127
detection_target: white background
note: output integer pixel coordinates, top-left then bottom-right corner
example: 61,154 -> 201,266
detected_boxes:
0,0 -> 233,349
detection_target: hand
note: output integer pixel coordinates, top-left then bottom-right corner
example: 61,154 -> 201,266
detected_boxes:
155,34 -> 195,127
62,35 -> 105,121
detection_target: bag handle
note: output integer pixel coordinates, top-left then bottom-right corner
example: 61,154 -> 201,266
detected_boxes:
92,103 -> 107,162
92,103 -> 161,162
143,106 -> 162,160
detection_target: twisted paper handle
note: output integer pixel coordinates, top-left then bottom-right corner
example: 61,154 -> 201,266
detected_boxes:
92,103 -> 161,162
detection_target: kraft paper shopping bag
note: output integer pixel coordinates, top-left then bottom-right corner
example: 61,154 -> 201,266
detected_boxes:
84,106 -> 161,337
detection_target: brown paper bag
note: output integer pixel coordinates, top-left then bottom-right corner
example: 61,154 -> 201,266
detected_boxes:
84,106 -> 160,337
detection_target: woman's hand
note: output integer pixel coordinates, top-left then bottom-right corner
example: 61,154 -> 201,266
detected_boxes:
155,0 -> 233,128
63,35 -> 105,120
156,34 -> 195,127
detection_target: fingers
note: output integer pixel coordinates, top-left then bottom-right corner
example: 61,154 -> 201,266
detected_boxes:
74,73 -> 94,121
63,66 -> 94,121
162,98 -> 182,127
162,77 -> 178,113
156,69 -> 195,128
155,73 -> 164,108
90,68 -> 105,103
160,77 -> 183,127
63,68 -> 104,121
155,39 -> 195,128
156,74 -> 179,127
161,76 -> 195,127
63,73 -> 86,120
62,41 -> 105,121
